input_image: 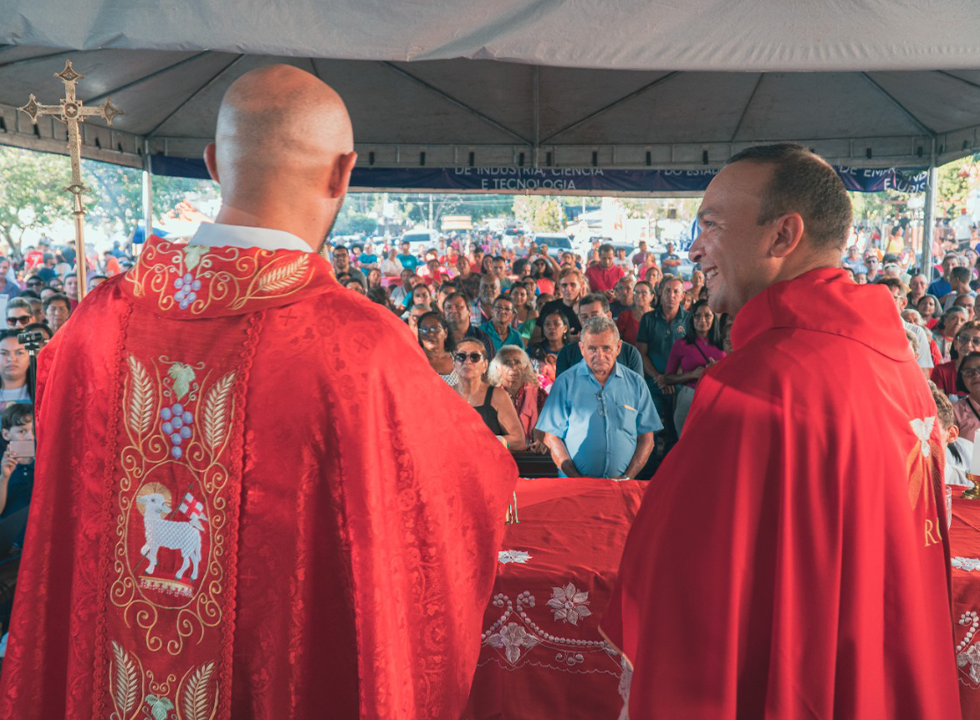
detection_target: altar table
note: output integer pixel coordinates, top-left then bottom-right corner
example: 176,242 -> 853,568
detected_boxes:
464,477 -> 645,720
950,493 -> 980,718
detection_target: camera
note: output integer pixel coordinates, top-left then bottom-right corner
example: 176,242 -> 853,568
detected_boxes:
16,331 -> 45,353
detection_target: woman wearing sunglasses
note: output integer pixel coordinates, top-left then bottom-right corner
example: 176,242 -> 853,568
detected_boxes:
417,311 -> 457,387
931,320 -> 980,396
453,339 -> 526,451
954,351 -> 980,441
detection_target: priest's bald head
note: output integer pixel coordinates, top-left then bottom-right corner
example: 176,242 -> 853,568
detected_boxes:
690,143 -> 852,315
203,64 -> 357,252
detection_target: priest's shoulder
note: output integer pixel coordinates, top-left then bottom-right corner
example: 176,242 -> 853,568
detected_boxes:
303,286 -> 425,359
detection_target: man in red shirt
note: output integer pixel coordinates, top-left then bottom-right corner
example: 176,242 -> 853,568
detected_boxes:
603,144 -> 962,719
584,243 -> 625,295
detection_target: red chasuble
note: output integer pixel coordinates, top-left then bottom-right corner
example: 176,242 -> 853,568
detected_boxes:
0,237 -> 518,719
603,268 -> 962,719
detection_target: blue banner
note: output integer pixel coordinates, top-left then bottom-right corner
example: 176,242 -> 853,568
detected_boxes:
149,156 -> 928,194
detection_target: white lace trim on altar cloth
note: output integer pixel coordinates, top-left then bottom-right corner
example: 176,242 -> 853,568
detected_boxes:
952,557 -> 980,572
958,611 -> 980,686
498,550 -> 532,564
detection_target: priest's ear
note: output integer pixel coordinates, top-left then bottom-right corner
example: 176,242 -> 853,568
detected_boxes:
326,151 -> 358,200
946,423 -> 960,444
204,143 -> 220,184
767,213 -> 805,259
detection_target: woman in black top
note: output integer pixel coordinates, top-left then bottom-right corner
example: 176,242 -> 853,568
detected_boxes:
453,339 -> 526,451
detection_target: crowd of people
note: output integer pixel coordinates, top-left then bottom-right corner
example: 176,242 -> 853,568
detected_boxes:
326,218 -> 980,484
0,235 -> 135,607
326,234 -> 728,478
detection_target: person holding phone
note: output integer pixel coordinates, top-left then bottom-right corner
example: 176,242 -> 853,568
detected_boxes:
0,403 -> 34,548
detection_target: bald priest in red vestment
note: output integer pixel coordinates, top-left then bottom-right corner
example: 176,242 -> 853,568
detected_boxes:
0,66 -> 517,720
603,145 -> 962,719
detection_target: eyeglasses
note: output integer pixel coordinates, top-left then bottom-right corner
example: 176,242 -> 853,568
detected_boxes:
454,352 -> 485,364
6,316 -> 30,326
957,335 -> 980,346
595,391 -> 606,418
963,368 -> 980,378
419,325 -> 444,335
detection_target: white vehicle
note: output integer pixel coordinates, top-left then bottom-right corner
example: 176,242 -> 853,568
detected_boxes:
400,229 -> 439,250
530,233 -> 574,257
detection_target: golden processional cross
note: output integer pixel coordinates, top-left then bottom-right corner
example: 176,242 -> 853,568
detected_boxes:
19,60 -> 123,298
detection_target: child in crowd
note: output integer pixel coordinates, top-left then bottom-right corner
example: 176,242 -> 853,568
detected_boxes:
929,382 -> 972,488
0,402 -> 34,549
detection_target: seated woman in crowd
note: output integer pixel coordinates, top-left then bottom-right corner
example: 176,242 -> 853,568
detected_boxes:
916,294 -> 943,330
616,280 -> 654,346
453,339 -> 526,451
528,310 -> 569,366
509,284 -> 538,342
644,263 -> 663,288
531,257 -> 555,295
664,299 -> 726,434
954,351 -> 980,442
488,346 -> 548,454
417,311 -> 457,387
689,269 -> 705,299
379,249 -> 402,277
933,306 -> 970,363
931,320 -> 980,396
401,283 -> 438,320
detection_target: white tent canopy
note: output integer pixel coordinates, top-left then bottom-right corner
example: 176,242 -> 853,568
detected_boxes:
1,1 -> 979,173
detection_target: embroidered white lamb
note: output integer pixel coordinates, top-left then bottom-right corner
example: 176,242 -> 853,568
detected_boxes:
137,492 -> 204,581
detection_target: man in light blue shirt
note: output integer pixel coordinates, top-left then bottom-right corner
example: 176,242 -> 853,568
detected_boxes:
537,316 -> 660,479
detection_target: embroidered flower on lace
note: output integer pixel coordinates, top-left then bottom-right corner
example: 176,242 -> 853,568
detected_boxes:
498,550 -> 532,565
487,622 -> 540,665
952,557 -> 980,572
547,582 -> 592,625
959,644 -> 980,684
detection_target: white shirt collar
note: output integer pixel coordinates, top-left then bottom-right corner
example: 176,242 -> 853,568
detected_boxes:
188,222 -> 311,253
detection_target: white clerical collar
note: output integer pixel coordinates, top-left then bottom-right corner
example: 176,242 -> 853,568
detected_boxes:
188,222 -> 311,253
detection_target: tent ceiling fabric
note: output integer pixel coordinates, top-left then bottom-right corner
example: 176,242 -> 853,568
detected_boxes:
4,0 -> 980,73
0,3 -> 979,175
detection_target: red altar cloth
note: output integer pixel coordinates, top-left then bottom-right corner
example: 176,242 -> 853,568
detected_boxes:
464,478 -> 645,720
949,492 -> 980,718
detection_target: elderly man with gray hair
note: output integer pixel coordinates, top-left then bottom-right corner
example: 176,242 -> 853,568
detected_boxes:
536,315 -> 660,478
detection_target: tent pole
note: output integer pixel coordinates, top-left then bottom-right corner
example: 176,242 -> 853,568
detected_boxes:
141,139 -> 153,253
920,138 -> 937,276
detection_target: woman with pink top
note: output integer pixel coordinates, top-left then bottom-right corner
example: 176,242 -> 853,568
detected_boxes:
664,299 -> 726,435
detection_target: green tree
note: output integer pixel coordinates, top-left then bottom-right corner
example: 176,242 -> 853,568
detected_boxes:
938,158 -> 972,218
513,195 -> 563,232
334,211 -> 378,236
0,147 -> 72,259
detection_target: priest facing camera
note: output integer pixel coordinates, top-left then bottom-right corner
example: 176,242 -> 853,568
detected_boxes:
602,143 -> 963,719
0,64 -> 518,720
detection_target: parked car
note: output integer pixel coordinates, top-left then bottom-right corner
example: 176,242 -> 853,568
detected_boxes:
530,233 -> 574,257
400,229 -> 439,251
